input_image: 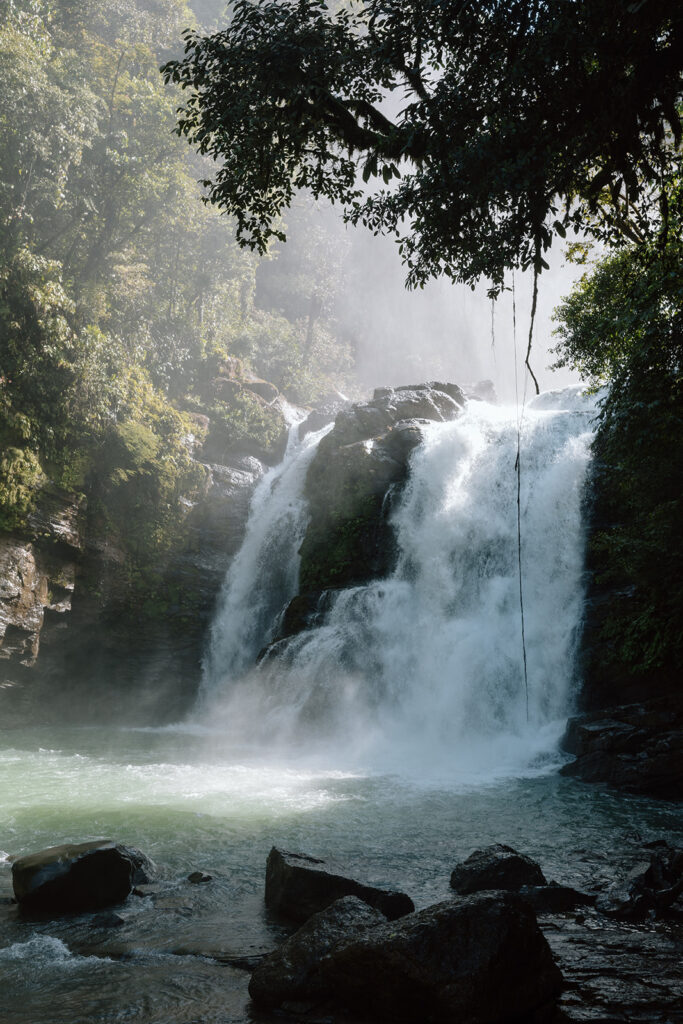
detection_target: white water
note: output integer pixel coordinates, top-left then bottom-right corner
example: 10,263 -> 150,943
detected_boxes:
201,418 -> 333,692
199,388 -> 597,778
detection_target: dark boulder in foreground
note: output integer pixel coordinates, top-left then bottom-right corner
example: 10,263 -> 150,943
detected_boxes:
265,847 -> 414,923
249,895 -> 385,1007
12,840 -> 152,912
450,843 -> 547,894
251,891 -> 563,1023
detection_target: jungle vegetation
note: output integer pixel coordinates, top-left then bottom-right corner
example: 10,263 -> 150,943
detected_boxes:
0,0 -> 352,572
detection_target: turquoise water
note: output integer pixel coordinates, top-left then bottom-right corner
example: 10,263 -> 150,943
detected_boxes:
1,725 -> 682,1024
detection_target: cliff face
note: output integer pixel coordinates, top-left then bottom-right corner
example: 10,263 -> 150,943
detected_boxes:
0,383 -> 288,726
558,446 -> 683,800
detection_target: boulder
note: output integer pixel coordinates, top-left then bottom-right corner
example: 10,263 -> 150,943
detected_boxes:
265,847 -> 414,923
315,892 -> 563,1023
450,844 -> 547,894
249,895 -> 385,1007
12,840 -> 143,912
243,377 -> 279,403
298,382 -> 464,597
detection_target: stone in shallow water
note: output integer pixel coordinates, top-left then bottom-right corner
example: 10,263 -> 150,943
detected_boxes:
450,843 -> 547,894
12,840 -> 140,912
188,871 -> 212,884
265,847 -> 414,923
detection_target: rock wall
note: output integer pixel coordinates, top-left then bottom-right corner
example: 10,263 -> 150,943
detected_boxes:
0,398 -> 282,726
561,459 -> 683,799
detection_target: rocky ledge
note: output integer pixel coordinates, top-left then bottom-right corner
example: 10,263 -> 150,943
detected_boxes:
560,696 -> 683,800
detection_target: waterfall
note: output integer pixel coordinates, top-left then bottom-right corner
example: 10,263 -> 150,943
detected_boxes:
199,388 -> 596,778
201,419 -> 333,695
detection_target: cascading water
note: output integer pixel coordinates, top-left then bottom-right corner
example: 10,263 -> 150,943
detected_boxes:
201,387 -> 597,778
201,418 -> 334,692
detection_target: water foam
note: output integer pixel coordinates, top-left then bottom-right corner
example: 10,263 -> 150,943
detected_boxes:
200,388 -> 596,779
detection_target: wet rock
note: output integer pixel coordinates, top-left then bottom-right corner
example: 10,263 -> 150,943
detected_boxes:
518,883 -> 596,914
298,382 -> 464,598
450,843 -> 547,894
188,871 -> 212,884
298,394 -> 349,441
544,906 -> 683,1023
249,895 -> 385,1007
12,840 -> 140,912
265,847 -> 414,923
595,843 -> 683,920
560,698 -> 683,800
315,892 -> 563,1023
89,912 -> 125,929
121,846 -> 156,885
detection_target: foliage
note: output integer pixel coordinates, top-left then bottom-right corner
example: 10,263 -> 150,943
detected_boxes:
0,446 -> 44,531
553,181 -> 683,681
0,0 -> 352,594
164,0 -> 683,293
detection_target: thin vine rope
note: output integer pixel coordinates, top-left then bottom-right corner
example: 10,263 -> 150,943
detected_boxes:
512,272 -> 530,722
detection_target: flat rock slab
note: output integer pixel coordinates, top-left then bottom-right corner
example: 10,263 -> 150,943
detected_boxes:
12,840 -> 144,913
450,843 -> 547,893
314,892 -> 563,1024
543,908 -> 683,1023
265,847 -> 414,923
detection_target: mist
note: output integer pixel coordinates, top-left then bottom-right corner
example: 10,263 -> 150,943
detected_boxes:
338,224 -> 584,402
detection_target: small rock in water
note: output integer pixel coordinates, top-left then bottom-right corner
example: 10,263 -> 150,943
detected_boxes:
11,840 -> 142,913
265,847 -> 414,923
450,843 -> 547,894
187,871 -> 212,884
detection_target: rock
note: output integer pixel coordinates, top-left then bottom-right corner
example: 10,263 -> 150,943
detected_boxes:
560,698 -> 683,799
298,395 -> 349,441
265,847 -> 414,923
0,536 -> 76,668
188,871 -> 212,884
596,843 -> 683,920
450,844 -> 547,894
89,912 -> 125,929
298,382 -> 464,598
249,895 -> 385,1007
12,840 -> 140,912
518,883 -> 596,914
315,892 -> 563,1023
243,377 -> 279,403
121,846 -> 156,885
